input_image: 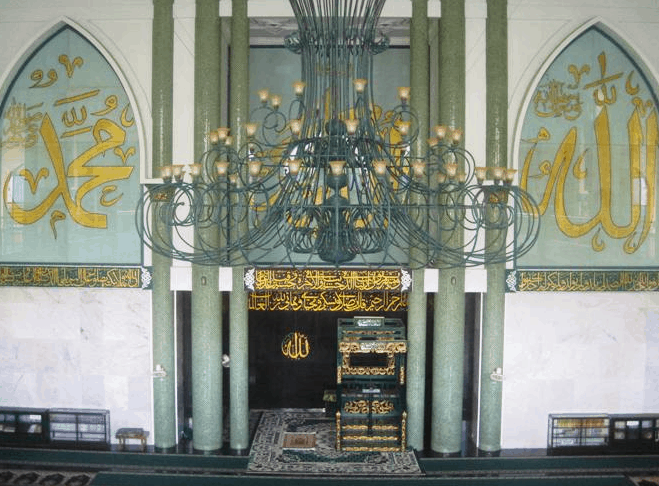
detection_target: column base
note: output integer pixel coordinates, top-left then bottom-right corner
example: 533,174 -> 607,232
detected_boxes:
477,448 -> 501,457
154,445 -> 177,454
428,450 -> 462,458
230,448 -> 249,456
193,447 -> 222,455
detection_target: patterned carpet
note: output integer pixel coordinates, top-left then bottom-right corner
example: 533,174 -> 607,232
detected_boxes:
0,469 -> 95,486
247,409 -> 421,476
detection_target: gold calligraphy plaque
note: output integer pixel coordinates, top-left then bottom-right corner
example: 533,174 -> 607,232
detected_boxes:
244,268 -> 412,292
248,290 -> 407,312
507,269 -> 659,292
281,331 -> 311,360
0,265 -> 151,289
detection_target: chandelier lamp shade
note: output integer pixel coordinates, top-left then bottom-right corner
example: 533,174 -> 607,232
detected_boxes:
136,0 -> 540,269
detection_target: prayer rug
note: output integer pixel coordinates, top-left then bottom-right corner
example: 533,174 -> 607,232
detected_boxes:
247,408 -> 421,476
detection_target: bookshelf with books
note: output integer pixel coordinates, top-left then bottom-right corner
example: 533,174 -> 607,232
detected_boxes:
609,414 -> 659,453
548,414 -> 610,454
48,409 -> 110,449
0,408 -> 49,446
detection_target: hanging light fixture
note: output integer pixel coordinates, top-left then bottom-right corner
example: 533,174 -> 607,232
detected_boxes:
137,0 -> 540,269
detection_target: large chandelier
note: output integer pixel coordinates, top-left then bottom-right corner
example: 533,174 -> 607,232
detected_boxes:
137,0 -> 540,269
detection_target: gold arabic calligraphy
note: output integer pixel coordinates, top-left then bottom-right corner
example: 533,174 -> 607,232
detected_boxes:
521,51 -> 658,254
281,331 -> 311,360
2,50 -> 136,238
249,290 -> 408,312
251,268 -> 405,291
0,265 -> 143,288
517,270 -> 659,292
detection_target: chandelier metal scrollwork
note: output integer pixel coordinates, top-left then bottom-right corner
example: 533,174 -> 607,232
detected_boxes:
137,0 -> 540,269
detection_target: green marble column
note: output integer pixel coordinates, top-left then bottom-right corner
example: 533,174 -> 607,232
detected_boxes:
151,0 -> 176,452
191,0 -> 223,453
229,0 -> 250,455
479,0 -> 508,454
431,0 -> 466,456
406,0 -> 429,452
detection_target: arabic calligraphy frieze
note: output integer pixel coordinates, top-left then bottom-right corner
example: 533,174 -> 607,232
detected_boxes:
0,25 -> 141,265
507,269 -> 659,292
248,290 -> 408,312
243,267 -> 411,292
518,25 -> 659,268
0,265 -> 152,289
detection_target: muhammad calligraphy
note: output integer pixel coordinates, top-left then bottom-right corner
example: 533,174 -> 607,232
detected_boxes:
518,26 -> 659,268
0,25 -> 141,265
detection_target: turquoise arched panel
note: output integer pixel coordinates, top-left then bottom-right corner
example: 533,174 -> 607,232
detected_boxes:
0,25 -> 141,265
517,25 -> 659,269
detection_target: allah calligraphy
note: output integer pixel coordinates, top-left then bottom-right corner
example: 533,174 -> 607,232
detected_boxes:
518,26 -> 659,267
281,331 -> 311,360
0,25 -> 140,265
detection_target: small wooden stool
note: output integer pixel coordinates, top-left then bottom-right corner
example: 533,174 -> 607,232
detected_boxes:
116,428 -> 149,452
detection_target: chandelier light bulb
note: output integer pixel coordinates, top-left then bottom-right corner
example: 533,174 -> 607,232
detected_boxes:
224,135 -> 233,146
248,160 -> 263,177
329,160 -> 346,176
209,130 -> 219,144
504,168 -> 517,182
270,94 -> 282,109
160,165 -> 173,181
434,125 -> 447,140
397,121 -> 411,137
353,78 -> 368,93
292,80 -> 306,96
427,137 -> 439,148
345,118 -> 359,135
445,163 -> 458,179
450,127 -> 463,145
397,86 -> 410,103
172,164 -> 184,181
373,159 -> 388,177
245,122 -> 258,137
288,158 -> 302,176
290,119 -> 302,136
216,127 -> 229,140
257,88 -> 269,104
475,166 -> 488,184
215,160 -> 229,176
491,166 -> 505,182
190,163 -> 202,179
411,160 -> 425,178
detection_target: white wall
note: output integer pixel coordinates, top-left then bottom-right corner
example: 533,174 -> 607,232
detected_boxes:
502,292 -> 659,448
0,288 -> 152,443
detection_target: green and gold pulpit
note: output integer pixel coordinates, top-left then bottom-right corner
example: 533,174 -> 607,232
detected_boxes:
335,316 -> 407,452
